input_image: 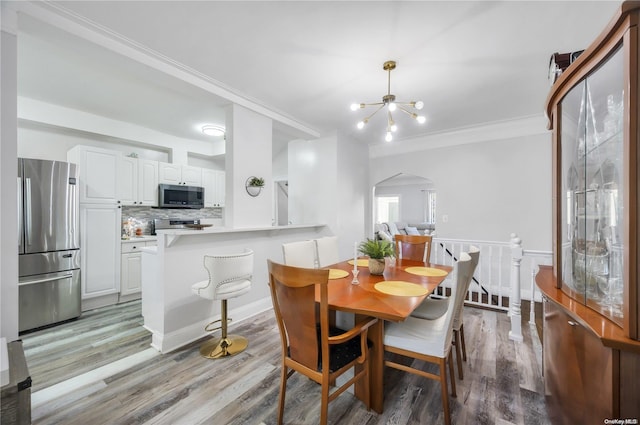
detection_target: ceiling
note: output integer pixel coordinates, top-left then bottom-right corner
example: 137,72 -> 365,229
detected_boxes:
14,1 -> 622,152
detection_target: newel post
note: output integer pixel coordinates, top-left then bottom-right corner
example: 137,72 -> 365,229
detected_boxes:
508,233 -> 524,342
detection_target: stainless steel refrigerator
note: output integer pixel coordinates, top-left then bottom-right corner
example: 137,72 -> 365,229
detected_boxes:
18,158 -> 81,333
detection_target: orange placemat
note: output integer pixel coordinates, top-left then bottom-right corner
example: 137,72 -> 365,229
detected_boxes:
374,281 -> 429,297
405,266 -> 449,277
347,259 -> 369,267
328,269 -> 349,279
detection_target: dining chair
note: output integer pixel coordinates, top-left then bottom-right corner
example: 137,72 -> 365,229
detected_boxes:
282,239 -> 317,268
314,236 -> 339,268
384,252 -> 473,425
191,249 -> 254,359
411,245 -> 480,379
394,234 -> 433,263
267,260 -> 378,425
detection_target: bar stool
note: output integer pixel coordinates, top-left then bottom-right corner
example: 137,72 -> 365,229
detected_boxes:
191,249 -> 254,359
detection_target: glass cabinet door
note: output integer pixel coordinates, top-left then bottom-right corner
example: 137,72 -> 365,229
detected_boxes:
560,46 -> 624,324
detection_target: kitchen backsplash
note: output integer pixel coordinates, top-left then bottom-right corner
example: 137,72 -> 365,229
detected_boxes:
122,206 -> 223,236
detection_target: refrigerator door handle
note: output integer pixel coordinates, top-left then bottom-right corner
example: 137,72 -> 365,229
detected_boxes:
18,177 -> 23,250
25,177 -> 32,246
19,273 -> 74,286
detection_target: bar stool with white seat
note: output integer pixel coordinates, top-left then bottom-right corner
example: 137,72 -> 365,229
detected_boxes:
191,249 -> 254,359
315,236 -> 339,268
282,240 -> 317,268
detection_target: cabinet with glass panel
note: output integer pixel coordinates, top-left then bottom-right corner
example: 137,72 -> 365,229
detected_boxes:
545,0 -> 640,341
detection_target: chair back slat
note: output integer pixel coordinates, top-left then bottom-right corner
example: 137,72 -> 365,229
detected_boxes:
315,236 -> 339,268
395,234 -> 433,263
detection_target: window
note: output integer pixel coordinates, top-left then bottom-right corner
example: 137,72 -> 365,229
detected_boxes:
424,190 -> 436,224
376,196 -> 399,223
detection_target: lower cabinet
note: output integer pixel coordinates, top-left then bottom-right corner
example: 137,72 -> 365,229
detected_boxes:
120,240 -> 157,299
543,297 -> 640,423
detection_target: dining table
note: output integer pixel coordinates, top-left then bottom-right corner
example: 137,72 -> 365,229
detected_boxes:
318,257 -> 453,414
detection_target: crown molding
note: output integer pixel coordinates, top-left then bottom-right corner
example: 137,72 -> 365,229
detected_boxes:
369,114 -> 549,158
13,1 -> 320,139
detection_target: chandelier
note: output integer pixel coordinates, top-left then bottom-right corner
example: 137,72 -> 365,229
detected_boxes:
350,60 -> 425,142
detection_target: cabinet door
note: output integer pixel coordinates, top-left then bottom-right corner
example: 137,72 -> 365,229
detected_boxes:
543,299 -> 614,424
117,156 -> 137,206
181,166 -> 202,186
69,146 -> 120,204
158,162 -> 181,185
215,170 -> 225,207
80,204 -> 121,298
138,159 -> 158,206
121,252 -> 142,295
202,169 -> 216,207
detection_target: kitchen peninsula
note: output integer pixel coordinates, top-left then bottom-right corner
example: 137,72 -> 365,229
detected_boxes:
141,223 -> 325,353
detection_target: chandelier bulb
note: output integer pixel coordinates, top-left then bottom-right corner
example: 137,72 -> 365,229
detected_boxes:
388,102 -> 397,112
390,124 -> 398,132
357,120 -> 366,130
414,101 -> 424,110
416,115 -> 426,124
351,103 -> 365,111
385,131 -> 393,142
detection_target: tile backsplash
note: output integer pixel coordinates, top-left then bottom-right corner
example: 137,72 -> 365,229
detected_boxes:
122,206 -> 223,236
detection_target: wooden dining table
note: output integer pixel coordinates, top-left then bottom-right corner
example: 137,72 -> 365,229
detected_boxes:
319,257 -> 453,414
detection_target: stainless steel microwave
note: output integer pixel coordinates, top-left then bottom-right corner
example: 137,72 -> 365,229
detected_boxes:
158,184 -> 204,209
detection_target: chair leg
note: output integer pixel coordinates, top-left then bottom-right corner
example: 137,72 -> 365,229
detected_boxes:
439,358 -> 451,425
460,323 -> 467,361
321,377 -> 330,425
447,351 -> 457,398
454,329 -> 463,380
199,299 -> 248,359
277,365 -> 288,425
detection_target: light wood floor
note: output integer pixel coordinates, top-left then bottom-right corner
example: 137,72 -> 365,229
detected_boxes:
22,300 -> 550,425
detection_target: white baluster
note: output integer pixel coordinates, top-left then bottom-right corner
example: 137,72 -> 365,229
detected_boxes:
509,233 -> 524,342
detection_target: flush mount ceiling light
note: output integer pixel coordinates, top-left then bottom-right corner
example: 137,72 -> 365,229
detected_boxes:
201,124 -> 225,137
351,60 -> 426,142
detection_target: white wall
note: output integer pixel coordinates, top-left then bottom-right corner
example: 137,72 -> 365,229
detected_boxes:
370,131 -> 552,251
1,22 -> 19,342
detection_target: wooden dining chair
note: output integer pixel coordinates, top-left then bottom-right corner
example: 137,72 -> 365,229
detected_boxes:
384,252 -> 473,425
394,234 -> 433,263
267,260 -> 378,425
282,239 -> 317,268
411,246 -> 480,379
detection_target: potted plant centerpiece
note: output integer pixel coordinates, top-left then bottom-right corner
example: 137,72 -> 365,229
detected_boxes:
359,238 -> 395,275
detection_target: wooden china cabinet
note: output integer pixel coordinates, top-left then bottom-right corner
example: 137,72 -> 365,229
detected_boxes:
539,1 -> 640,423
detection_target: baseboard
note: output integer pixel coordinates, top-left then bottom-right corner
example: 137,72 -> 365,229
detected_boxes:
81,294 -> 119,311
152,297 -> 273,354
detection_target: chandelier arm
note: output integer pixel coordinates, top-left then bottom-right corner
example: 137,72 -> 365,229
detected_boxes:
363,104 -> 386,121
396,105 -> 418,118
360,102 -> 385,108
387,110 -> 394,130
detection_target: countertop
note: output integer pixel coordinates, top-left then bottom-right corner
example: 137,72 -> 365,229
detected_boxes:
154,223 -> 325,237
121,235 -> 158,243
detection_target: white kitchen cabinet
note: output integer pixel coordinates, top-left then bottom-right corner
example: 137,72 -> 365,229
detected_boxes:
118,157 -> 158,206
202,168 -> 225,207
120,239 -> 157,298
158,162 -> 202,186
80,204 -> 121,300
68,145 -> 121,204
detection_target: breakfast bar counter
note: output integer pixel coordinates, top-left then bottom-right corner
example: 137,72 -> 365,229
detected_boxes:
141,224 -> 325,353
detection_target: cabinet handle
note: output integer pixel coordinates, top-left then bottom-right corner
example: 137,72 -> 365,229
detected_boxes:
567,320 -> 578,326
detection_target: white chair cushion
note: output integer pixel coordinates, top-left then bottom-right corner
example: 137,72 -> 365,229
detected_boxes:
384,315 -> 451,358
387,222 -> 399,235
192,249 -> 254,301
411,297 -> 450,320
315,236 -> 339,268
282,240 -> 317,268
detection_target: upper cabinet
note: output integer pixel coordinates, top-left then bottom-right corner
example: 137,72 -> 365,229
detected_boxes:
67,145 -> 120,204
118,157 -> 159,206
202,169 -> 225,207
545,1 -> 640,339
158,162 -> 202,186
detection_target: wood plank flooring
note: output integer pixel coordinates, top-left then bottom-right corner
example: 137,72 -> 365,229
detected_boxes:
21,301 -> 550,425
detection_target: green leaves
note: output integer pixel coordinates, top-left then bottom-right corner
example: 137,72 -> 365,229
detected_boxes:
359,238 -> 395,259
